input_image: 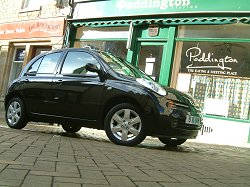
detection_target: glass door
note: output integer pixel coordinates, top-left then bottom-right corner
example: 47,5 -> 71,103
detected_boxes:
136,42 -> 170,85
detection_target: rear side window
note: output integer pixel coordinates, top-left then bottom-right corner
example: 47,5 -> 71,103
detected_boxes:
27,57 -> 42,74
61,51 -> 100,75
27,52 -> 62,75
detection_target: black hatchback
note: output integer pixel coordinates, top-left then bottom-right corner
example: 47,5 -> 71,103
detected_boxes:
5,48 -> 202,146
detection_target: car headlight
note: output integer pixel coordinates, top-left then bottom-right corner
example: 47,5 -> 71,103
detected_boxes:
136,78 -> 166,96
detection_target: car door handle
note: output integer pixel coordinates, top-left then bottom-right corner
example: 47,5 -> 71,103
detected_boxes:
55,80 -> 63,85
107,86 -> 112,90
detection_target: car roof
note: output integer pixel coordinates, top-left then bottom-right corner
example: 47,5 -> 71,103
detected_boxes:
45,47 -> 100,54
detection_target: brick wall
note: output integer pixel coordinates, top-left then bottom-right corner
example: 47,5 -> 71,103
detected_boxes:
0,0 -> 70,23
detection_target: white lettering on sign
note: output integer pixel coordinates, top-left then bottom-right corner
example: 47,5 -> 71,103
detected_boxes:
117,0 -> 192,11
28,21 -> 61,35
185,46 -> 238,71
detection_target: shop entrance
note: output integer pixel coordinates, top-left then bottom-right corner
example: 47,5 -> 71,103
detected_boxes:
136,42 -> 171,85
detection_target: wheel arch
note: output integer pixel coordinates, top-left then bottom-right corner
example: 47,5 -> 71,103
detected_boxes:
5,92 -> 26,110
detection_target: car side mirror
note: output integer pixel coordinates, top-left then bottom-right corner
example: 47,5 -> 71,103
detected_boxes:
85,63 -> 105,80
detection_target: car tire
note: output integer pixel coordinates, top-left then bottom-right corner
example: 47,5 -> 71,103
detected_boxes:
104,103 -> 146,146
158,137 -> 187,146
6,98 -> 28,129
62,124 -> 81,133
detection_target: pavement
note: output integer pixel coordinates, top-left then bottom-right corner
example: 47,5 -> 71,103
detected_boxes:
0,111 -> 250,187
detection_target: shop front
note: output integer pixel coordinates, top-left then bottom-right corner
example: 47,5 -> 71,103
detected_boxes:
68,0 -> 250,146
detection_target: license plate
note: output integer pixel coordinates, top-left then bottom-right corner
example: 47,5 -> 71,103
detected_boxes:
185,115 -> 200,125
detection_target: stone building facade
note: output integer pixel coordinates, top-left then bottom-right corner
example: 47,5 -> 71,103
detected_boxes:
0,0 -> 71,109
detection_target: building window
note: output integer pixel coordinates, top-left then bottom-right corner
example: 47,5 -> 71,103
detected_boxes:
174,24 -> 250,120
75,27 -> 129,59
9,48 -> 25,84
22,0 -> 51,10
178,24 -> 250,39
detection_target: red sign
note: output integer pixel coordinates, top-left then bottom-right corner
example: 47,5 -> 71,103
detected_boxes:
0,17 -> 65,39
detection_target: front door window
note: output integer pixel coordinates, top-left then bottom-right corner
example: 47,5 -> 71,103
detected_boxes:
137,45 -> 163,82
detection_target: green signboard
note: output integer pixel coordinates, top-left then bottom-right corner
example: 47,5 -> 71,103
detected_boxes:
74,0 -> 250,19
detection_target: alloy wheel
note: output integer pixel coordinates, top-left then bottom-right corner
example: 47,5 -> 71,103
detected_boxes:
7,101 -> 22,126
110,108 -> 142,142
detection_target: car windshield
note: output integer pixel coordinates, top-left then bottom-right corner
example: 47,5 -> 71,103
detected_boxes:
99,52 -> 152,80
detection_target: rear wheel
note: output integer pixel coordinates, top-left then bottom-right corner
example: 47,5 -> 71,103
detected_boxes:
158,137 -> 187,146
62,124 -> 81,133
6,98 -> 27,129
104,103 -> 146,146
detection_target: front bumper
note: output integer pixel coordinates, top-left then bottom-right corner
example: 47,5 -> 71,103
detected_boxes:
146,96 -> 202,139
147,111 -> 202,139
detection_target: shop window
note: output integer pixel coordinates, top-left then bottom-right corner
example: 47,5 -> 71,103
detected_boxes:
175,41 -> 250,120
76,27 -> 129,40
78,41 -> 127,59
178,24 -> 250,39
75,27 -> 129,59
9,48 -> 25,84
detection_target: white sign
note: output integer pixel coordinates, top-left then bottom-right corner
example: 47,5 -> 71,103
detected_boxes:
204,98 -> 229,117
145,63 -> 154,75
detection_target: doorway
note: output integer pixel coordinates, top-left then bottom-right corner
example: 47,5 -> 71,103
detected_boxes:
136,42 -> 171,85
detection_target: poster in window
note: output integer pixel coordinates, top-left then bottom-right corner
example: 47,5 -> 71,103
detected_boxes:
15,49 -> 25,61
179,42 -> 250,78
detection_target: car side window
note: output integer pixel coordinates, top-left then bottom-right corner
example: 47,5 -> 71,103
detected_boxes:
27,57 -> 43,74
37,52 -> 62,74
61,51 -> 100,76
27,52 -> 62,75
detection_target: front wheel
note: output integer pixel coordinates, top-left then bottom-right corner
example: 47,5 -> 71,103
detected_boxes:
6,98 -> 27,129
104,103 -> 146,146
158,137 -> 187,146
62,124 -> 81,133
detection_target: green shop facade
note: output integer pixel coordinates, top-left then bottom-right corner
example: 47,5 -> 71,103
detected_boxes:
68,0 -> 250,146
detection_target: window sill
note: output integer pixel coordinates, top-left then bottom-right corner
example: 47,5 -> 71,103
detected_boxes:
203,114 -> 250,123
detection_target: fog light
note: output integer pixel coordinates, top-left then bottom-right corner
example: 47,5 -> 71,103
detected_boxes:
167,100 -> 176,108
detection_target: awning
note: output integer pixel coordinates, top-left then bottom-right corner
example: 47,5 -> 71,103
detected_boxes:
71,16 -> 250,27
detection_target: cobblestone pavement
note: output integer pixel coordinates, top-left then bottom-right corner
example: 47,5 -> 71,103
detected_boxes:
0,118 -> 249,187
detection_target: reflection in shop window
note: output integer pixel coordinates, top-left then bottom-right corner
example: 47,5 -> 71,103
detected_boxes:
175,41 -> 250,120
75,41 -> 128,59
74,27 -> 129,59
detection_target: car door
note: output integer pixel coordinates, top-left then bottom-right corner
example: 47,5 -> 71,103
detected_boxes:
51,50 -> 105,121
19,51 -> 63,115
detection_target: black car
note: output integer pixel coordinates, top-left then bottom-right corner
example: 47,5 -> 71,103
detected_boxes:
5,48 -> 202,146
